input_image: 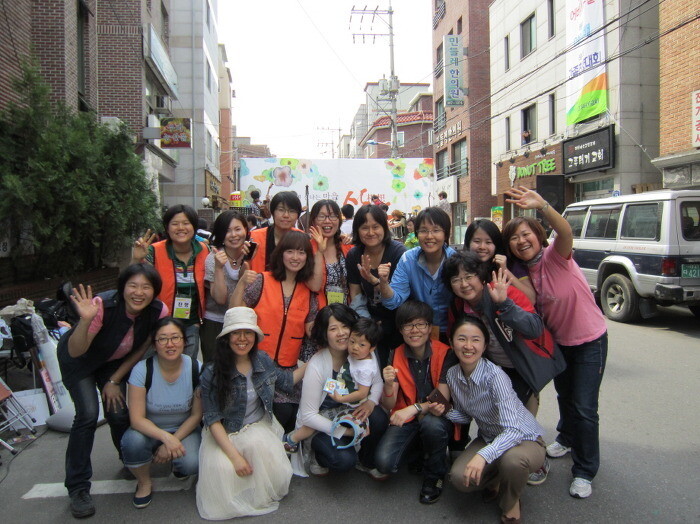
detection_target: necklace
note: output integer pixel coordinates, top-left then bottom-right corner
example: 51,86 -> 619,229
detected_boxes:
225,248 -> 243,267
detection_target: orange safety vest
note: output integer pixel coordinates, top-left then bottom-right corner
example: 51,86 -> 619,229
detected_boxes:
152,240 -> 208,319
391,340 -> 451,419
248,226 -> 304,273
254,272 -> 311,367
311,238 -> 353,309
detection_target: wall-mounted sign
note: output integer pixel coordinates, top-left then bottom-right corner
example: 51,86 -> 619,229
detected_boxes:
443,35 -> 464,107
205,171 -> 221,199
436,120 -> 463,148
563,125 -> 614,175
144,24 -> 179,99
160,118 -> 192,148
692,90 -> 700,148
434,175 -> 458,203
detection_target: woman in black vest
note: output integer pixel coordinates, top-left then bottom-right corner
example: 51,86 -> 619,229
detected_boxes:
57,264 -> 167,519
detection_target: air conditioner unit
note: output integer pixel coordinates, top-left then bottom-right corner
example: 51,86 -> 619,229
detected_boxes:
151,95 -> 172,116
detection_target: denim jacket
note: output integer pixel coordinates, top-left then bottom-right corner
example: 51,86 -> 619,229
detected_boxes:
200,350 -> 294,433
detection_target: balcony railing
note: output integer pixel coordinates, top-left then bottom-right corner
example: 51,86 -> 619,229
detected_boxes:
435,165 -> 449,180
433,0 -> 446,29
448,158 -> 468,178
434,58 -> 444,78
433,112 -> 446,133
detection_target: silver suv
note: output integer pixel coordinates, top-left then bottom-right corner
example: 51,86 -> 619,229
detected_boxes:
561,189 -> 700,322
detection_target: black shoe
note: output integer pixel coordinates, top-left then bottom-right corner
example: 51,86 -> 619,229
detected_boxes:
419,478 -> 444,504
70,489 -> 95,518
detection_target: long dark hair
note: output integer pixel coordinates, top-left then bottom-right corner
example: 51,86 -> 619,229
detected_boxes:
269,230 -> 315,282
463,219 -> 505,258
211,333 -> 259,410
311,303 -> 359,348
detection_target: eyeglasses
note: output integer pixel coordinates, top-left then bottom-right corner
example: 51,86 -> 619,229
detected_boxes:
155,335 -> 184,345
417,228 -> 444,237
450,274 -> 478,285
316,214 -> 339,222
400,321 -> 430,333
275,207 -> 299,216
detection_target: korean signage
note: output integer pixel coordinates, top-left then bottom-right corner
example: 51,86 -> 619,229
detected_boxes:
205,171 -> 221,199
565,0 -> 607,125
436,120 -> 463,148
160,118 -> 192,148
693,90 -> 700,147
443,35 -> 464,107
563,125 -> 614,175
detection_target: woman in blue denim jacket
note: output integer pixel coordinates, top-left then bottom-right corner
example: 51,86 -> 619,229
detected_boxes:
196,307 -> 306,520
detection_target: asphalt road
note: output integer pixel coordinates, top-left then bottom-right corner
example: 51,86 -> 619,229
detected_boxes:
1,306 -> 698,523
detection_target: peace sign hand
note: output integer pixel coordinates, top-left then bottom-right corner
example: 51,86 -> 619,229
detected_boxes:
70,284 -> 100,322
487,268 -> 511,305
133,229 -> 157,261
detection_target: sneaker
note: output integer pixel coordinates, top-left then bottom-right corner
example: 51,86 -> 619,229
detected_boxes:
283,432 -> 299,454
527,457 -> 550,486
419,478 -> 444,504
69,489 -> 95,519
355,462 -> 389,481
569,477 -> 592,499
309,453 -> 329,477
546,441 -> 571,458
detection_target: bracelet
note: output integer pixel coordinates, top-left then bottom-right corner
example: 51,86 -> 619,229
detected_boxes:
108,379 -> 120,386
383,390 -> 394,397
540,201 -> 550,212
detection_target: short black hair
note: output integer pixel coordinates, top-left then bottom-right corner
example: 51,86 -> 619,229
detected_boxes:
341,204 -> 355,220
197,218 -> 208,230
463,219 -> 505,257
269,230 -> 314,282
451,314 -> 490,346
251,190 -> 260,200
442,251 -> 491,289
395,300 -> 433,329
380,204 -> 389,212
246,215 -> 259,227
151,317 -> 187,344
350,318 -> 382,347
210,211 -> 249,249
352,205 -> 391,246
162,205 -> 198,241
118,263 -> 162,299
438,191 -> 447,199
269,191 -> 302,215
311,304 -> 359,348
414,207 -> 451,246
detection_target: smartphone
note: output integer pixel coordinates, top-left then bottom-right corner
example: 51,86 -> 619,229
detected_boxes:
426,388 -> 450,410
243,241 -> 258,261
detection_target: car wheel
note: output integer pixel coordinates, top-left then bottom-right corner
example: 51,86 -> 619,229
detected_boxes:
601,273 -> 641,322
689,305 -> 700,319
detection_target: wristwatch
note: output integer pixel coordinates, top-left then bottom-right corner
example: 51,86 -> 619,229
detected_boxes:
413,402 -> 423,414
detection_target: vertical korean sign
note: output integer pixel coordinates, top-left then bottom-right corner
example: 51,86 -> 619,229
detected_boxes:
444,35 -> 464,107
692,90 -> 700,148
565,0 -> 607,125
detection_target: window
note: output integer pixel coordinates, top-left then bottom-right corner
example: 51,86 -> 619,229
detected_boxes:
584,206 -> 621,239
436,149 -> 448,179
435,43 -> 444,77
397,131 -> 405,147
564,208 -> 588,237
548,0 -> 556,38
450,139 -> 467,176
521,14 -> 536,58
680,201 -> 700,240
206,132 -> 213,162
504,36 -> 510,71
434,98 -> 446,131
161,2 -> 170,46
521,105 -> 536,144
621,203 -> 661,240
457,17 -> 463,34
505,117 -> 511,151
549,93 -> 556,135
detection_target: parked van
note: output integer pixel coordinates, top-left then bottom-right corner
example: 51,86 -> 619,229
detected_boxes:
561,189 -> 700,322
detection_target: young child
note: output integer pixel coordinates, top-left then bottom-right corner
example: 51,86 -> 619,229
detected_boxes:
283,318 -> 381,453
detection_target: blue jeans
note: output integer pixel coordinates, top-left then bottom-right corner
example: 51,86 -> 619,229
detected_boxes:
311,405 -> 388,472
121,426 -> 201,475
554,332 -> 608,480
64,361 -> 129,496
375,414 -> 452,481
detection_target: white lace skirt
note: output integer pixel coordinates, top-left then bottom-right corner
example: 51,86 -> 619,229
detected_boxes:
196,416 -> 293,520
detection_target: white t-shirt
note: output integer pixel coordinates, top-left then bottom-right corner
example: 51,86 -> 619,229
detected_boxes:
348,354 -> 379,387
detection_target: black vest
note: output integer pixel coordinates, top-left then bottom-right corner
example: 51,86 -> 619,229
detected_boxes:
58,290 -> 163,390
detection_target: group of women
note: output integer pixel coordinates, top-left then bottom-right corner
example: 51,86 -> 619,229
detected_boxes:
57,186 -> 607,523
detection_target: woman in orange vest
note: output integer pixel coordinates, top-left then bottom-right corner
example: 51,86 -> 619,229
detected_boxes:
308,199 -> 353,309
230,230 -> 317,431
132,204 -> 209,358
375,300 -> 457,505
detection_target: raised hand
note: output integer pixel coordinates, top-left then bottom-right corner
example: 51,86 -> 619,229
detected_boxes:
238,261 -> 258,286
382,365 -> 397,384
493,254 -> 508,271
357,254 -> 378,284
504,186 -> 546,210
70,284 -> 100,321
212,247 -> 228,269
308,225 -> 327,252
487,268 -> 511,305
377,262 -> 391,283
133,229 -> 157,261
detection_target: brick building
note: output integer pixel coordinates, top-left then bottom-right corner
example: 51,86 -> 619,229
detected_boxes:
218,44 -> 234,208
432,0 -> 494,244
651,0 -> 700,189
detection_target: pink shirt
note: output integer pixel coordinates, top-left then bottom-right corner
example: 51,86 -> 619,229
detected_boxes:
88,296 -> 169,361
528,238 -> 606,346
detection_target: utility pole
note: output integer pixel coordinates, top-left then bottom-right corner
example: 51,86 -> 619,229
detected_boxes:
317,125 -> 342,158
351,1 -> 400,158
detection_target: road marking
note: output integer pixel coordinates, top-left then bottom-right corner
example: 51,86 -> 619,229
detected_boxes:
22,476 -> 193,499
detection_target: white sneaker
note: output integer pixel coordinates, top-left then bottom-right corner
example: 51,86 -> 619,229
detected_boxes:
355,462 -> 389,481
309,454 -> 329,477
546,441 -> 571,458
569,477 -> 592,498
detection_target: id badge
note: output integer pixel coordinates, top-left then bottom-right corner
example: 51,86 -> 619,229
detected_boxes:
326,286 -> 345,305
173,296 -> 192,319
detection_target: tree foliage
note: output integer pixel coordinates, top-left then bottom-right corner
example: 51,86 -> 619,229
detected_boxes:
0,60 -> 160,281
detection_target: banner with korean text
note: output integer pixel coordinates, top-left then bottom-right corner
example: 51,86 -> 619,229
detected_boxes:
565,0 -> 607,125
238,158 -> 435,215
443,35 -> 464,107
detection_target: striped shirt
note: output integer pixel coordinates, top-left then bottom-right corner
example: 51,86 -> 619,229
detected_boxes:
445,359 -> 544,463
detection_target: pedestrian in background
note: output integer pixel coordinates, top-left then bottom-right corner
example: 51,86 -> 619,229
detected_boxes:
340,204 -> 355,236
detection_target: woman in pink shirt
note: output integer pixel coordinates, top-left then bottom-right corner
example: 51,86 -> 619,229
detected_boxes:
503,186 -> 607,500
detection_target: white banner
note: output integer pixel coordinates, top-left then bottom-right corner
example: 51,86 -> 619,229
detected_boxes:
444,35 -> 464,107
238,158 -> 435,215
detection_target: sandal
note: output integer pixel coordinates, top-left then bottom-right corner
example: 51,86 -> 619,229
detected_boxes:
283,432 -> 299,453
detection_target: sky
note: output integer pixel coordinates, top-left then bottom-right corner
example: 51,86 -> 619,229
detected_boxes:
217,0 -> 433,158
